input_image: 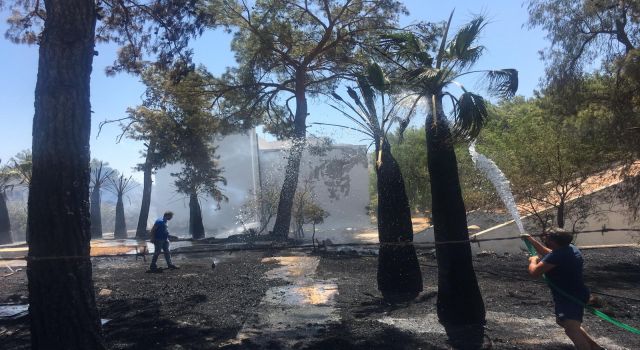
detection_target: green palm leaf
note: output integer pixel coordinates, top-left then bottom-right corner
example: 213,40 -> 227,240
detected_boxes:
367,63 -> 387,92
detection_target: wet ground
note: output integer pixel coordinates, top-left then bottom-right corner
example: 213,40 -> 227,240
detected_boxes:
1,244 -> 639,349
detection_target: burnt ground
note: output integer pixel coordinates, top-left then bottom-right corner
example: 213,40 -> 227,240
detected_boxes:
1,246 -> 639,349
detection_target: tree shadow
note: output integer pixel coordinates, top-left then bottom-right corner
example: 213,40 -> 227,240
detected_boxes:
442,323 -> 490,350
304,325 -> 440,350
102,297 -> 238,349
349,291 -> 437,319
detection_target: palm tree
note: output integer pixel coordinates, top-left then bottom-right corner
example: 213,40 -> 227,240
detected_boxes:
90,160 -> 115,239
105,174 -> 138,239
383,13 -> 518,327
318,63 -> 423,301
0,160 -> 17,245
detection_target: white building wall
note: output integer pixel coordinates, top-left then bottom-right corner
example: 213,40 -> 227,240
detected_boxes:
258,143 -> 371,232
151,132 -> 370,238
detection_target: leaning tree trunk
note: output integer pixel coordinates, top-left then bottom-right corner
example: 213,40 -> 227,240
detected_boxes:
272,79 -> 307,238
135,145 -> 154,239
426,97 -> 485,327
0,191 -> 12,245
27,1 -> 105,349
376,139 -> 423,301
114,193 -> 127,239
189,192 -> 205,239
90,185 -> 102,239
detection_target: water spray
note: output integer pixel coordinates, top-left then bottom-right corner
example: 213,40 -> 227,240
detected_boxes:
468,142 -> 640,334
468,142 -> 525,234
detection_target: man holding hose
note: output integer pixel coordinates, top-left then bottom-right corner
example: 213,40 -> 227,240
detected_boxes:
523,228 -> 604,350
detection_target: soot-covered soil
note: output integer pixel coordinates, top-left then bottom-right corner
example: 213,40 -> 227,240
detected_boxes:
1,246 -> 639,349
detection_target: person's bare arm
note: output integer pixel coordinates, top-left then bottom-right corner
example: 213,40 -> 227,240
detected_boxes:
528,256 -> 555,277
522,234 -> 552,256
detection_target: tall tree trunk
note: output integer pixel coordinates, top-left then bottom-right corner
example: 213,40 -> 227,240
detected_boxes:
135,143 -> 155,239
0,191 -> 12,245
27,1 -> 105,349
114,194 -> 127,239
90,185 -> 102,239
189,192 -> 204,239
376,139 -> 423,301
426,97 -> 485,327
557,198 -> 565,228
272,78 -> 307,238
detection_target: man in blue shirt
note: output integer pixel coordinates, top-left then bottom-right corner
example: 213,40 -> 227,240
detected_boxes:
149,211 -> 179,271
524,228 -> 603,350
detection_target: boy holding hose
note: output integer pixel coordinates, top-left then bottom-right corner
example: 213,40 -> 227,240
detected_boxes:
522,228 -> 604,350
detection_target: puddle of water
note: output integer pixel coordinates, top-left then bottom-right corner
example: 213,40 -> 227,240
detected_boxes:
0,304 -> 28,318
248,305 -> 340,329
261,256 -> 319,282
223,255 -> 340,348
265,283 -> 338,306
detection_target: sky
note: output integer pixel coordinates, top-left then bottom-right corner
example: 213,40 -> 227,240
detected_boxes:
0,0 -> 548,181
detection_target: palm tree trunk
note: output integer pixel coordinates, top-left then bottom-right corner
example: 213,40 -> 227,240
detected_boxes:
27,1 -> 105,348
272,78 -> 307,238
189,192 -> 204,239
135,143 -> 154,239
114,194 -> 127,239
376,139 -> 423,301
426,97 -> 485,327
0,191 -> 12,245
90,185 -> 102,239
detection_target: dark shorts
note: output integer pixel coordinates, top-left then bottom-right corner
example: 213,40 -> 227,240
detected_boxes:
554,298 -> 585,322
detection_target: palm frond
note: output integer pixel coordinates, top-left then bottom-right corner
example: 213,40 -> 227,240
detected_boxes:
346,86 -> 375,121
357,76 -> 379,128
436,10 -> 455,69
403,67 -> 440,84
448,16 -> 486,68
329,92 -> 371,127
380,33 -> 433,66
452,91 -> 488,140
366,63 -> 387,92
484,69 -> 518,99
327,103 -> 375,135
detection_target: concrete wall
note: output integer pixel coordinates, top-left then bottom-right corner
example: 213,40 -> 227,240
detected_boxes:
468,191 -> 640,254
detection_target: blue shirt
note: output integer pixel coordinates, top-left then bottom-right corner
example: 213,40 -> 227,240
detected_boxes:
153,218 -> 169,241
541,244 -> 589,303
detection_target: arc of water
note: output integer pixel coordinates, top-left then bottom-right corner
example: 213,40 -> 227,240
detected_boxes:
469,143 -> 640,334
468,142 -> 525,234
